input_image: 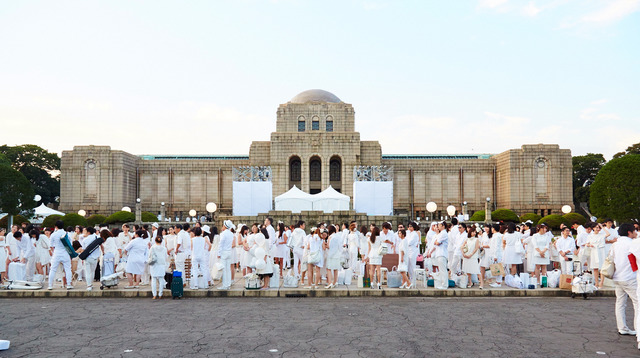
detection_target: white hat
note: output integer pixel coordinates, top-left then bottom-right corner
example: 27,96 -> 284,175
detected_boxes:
152,223 -> 159,228
202,225 -> 211,234
224,220 -> 236,230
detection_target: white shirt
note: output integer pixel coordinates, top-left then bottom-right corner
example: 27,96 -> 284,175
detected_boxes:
612,236 -> 636,282
50,229 -> 70,258
16,236 -> 35,259
448,226 -> 459,253
117,232 -> 132,250
219,229 -> 234,253
291,228 -> 306,249
176,230 -> 191,255
555,235 -> 576,255
433,231 -> 448,258
81,234 -> 102,260
266,225 -> 276,244
576,232 -> 589,248
407,230 -> 420,257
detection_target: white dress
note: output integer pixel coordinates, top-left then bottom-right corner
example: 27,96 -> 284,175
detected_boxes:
149,244 -> 168,277
243,234 -> 255,268
479,234 -> 491,268
588,232 -> 606,270
368,237 -> 383,266
308,235 -> 324,268
326,234 -> 342,270
523,234 -> 535,272
36,235 -> 51,265
125,238 -> 148,275
503,232 -> 523,265
0,235 -> 7,273
461,237 -> 480,275
531,233 -> 550,265
398,239 -> 408,272
273,232 -> 286,259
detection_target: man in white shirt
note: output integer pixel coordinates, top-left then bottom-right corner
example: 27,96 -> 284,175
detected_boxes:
264,218 -> 276,249
291,221 -> 306,277
218,220 -> 236,290
427,222 -> 449,290
116,224 -> 132,266
407,222 -> 421,286
572,222 -> 586,237
576,223 -> 593,271
447,218 -> 459,277
174,224 -> 191,282
611,223 -> 638,339
48,221 -> 73,290
81,227 -> 102,291
556,227 -> 577,275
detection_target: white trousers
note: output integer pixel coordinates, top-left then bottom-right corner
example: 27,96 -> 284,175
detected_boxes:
220,251 -> 232,288
191,256 -> 206,289
141,263 -> 150,285
293,248 -> 304,277
614,279 -> 638,333
175,252 -> 187,277
559,258 -> 574,275
349,249 -> 359,274
151,275 -> 165,297
408,254 -> 417,284
448,254 -> 461,274
49,255 -> 72,288
433,256 -> 448,289
83,257 -> 98,288
25,255 -> 36,281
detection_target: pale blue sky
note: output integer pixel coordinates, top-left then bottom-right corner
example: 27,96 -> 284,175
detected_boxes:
1,0 -> 638,158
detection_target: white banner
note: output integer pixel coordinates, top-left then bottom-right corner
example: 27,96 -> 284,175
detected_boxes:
353,181 -> 393,216
233,182 -> 273,216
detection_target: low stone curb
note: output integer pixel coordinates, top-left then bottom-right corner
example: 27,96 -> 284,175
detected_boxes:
0,287 -> 615,298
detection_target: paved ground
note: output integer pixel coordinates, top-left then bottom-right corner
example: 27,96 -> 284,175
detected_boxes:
0,297 -> 636,357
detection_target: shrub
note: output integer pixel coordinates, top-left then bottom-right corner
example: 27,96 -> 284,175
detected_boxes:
491,209 -> 519,223
0,214 -> 31,228
590,154 -> 640,221
469,210 -> 486,221
562,213 -> 586,226
520,213 -> 542,224
41,214 -> 63,228
62,213 -> 88,228
87,214 -> 107,227
537,214 -> 568,229
104,211 -> 135,225
141,211 -> 159,222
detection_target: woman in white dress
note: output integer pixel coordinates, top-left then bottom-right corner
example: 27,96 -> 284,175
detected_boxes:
479,226 -> 491,286
521,222 -> 535,274
148,235 -> 168,299
461,226 -> 482,288
324,226 -> 341,289
586,223 -> 607,288
274,223 -> 288,277
367,227 -> 383,289
347,223 -> 360,273
190,227 -> 210,290
124,230 -> 149,288
305,228 -> 324,289
242,224 -> 259,275
502,223 -> 523,275
486,224 -> 504,288
531,225 -> 550,285
397,229 -> 410,288
254,228 -> 274,289
208,226 -> 222,281
35,228 -> 51,281
0,228 -> 7,283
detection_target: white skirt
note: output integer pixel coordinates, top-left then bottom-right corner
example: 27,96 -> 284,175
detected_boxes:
369,255 -> 382,266
0,249 -> 6,272
503,246 -> 522,265
462,257 -> 480,275
326,257 -> 340,270
126,259 -> 145,275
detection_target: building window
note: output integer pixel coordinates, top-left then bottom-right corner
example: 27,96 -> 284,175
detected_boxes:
290,157 -> 301,181
330,158 -> 341,181
312,120 -> 319,130
298,120 -> 305,132
309,158 -> 321,182
326,120 -> 333,132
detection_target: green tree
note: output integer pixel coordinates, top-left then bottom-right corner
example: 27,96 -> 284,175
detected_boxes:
62,213 -> 88,227
491,209 -> 519,222
87,214 -> 107,227
0,214 -> 30,228
538,214 -> 568,229
0,163 -> 36,217
563,212 -> 587,225
42,214 -> 63,228
590,154 -> 640,221
520,213 -> 542,224
613,142 -> 640,159
572,153 -> 606,213
141,211 -> 159,222
104,211 -> 136,225
0,145 -> 60,205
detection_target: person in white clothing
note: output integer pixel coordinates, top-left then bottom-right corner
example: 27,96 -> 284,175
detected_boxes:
575,223 -> 592,272
555,227 -> 577,275
531,225 -> 550,285
346,222 -> 360,274
124,230 -> 148,288
397,229 -> 410,288
174,224 -> 191,285
80,227 -> 102,291
306,228 -> 324,289
47,221 -> 74,290
218,220 -> 236,290
291,221 -> 307,277
323,226 -> 342,289
190,227 -> 210,289
447,218 -> 460,278
149,235 -> 168,299
0,228 -> 7,283
426,222 -> 449,290
626,225 -> 640,349
406,222 -> 421,287
609,223 -> 638,337
586,223 -> 608,288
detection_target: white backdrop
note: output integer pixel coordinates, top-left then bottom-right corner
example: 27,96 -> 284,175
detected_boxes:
233,182 -> 273,216
353,181 -> 393,216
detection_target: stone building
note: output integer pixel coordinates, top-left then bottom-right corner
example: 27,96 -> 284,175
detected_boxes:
59,89 -> 573,220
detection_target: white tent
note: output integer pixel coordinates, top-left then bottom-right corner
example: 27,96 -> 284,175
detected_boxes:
312,186 -> 350,213
34,204 -> 64,217
274,186 -> 314,213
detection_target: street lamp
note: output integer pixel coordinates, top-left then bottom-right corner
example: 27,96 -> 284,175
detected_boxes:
189,209 -> 197,218
206,202 -> 217,224
78,210 -> 86,217
135,198 -> 141,223
34,195 -> 42,202
485,197 -> 492,223
462,201 -> 468,221
562,205 -> 572,214
446,205 -> 456,217
426,202 -> 437,222
160,202 -> 166,222
122,206 -> 131,213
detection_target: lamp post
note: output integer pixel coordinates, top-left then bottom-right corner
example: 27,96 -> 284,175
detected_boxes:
426,202 -> 437,222
485,197 -> 491,223
446,205 -> 456,218
135,198 -> 141,223
160,202 -> 166,222
189,209 -> 197,222
462,201 -> 468,218
78,210 -> 86,217
122,206 -> 131,213
206,202 -> 217,225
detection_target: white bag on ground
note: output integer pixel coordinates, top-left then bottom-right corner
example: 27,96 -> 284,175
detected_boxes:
283,270 -> 299,288
337,270 -> 345,285
520,273 -> 530,287
547,269 -> 561,288
8,262 -> 26,281
454,273 -> 468,288
505,274 -> 524,289
343,268 -> 352,285
270,264 -> 280,288
433,270 -> 448,289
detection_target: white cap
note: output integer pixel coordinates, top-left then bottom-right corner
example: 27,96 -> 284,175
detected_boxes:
202,225 -> 211,234
224,220 -> 236,230
152,223 -> 159,228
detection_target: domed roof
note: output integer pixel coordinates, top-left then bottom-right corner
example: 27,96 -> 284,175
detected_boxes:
290,89 -> 341,104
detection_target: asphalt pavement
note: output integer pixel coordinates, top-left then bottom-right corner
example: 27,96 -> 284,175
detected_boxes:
0,297 -> 636,357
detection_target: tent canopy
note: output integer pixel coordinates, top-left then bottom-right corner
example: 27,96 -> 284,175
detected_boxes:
312,186 -> 350,213
274,186 -> 314,213
34,203 -> 64,217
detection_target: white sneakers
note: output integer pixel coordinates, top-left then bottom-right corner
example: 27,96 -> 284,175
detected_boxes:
86,286 -> 93,291
47,286 -> 53,290
489,283 -> 501,288
66,285 -> 73,290
619,329 -> 637,335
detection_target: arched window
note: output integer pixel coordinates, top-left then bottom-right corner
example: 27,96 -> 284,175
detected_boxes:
309,157 -> 321,182
326,115 -> 334,132
290,156 -> 301,182
312,116 -> 319,130
330,157 -> 341,182
298,116 -> 305,132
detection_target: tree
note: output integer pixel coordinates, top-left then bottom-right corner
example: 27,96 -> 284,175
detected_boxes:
0,163 -> 36,217
572,153 -> 606,214
520,213 -> 542,224
141,211 -> 159,222
491,209 -> 519,223
87,214 -> 107,227
42,214 -> 63,228
613,142 -> 640,159
562,213 -> 587,226
62,213 -> 88,227
104,211 -> 136,225
0,214 -> 30,228
0,145 -> 60,206
538,214 -> 568,229
590,154 -> 640,221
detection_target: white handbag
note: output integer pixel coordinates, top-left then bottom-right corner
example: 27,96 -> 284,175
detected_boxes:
308,250 -> 321,265
343,269 -> 352,285
283,273 -> 299,288
377,243 -> 389,256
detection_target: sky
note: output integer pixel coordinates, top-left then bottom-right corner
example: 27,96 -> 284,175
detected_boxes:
1,0 -> 639,159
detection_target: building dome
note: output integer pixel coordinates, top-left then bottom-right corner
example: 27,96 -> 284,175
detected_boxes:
290,89 -> 341,104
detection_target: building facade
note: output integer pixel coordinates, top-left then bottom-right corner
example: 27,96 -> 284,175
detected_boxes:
59,89 -> 573,219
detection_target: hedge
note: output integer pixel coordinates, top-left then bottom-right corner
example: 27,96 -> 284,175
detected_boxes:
491,209 -> 519,223
41,214 -> 63,228
562,213 -> 587,226
469,210 -> 486,221
104,211 -> 136,225
87,214 -> 107,227
0,214 -> 31,228
520,213 -> 542,225
62,213 -> 88,228
141,211 -> 159,222
537,214 -> 568,229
